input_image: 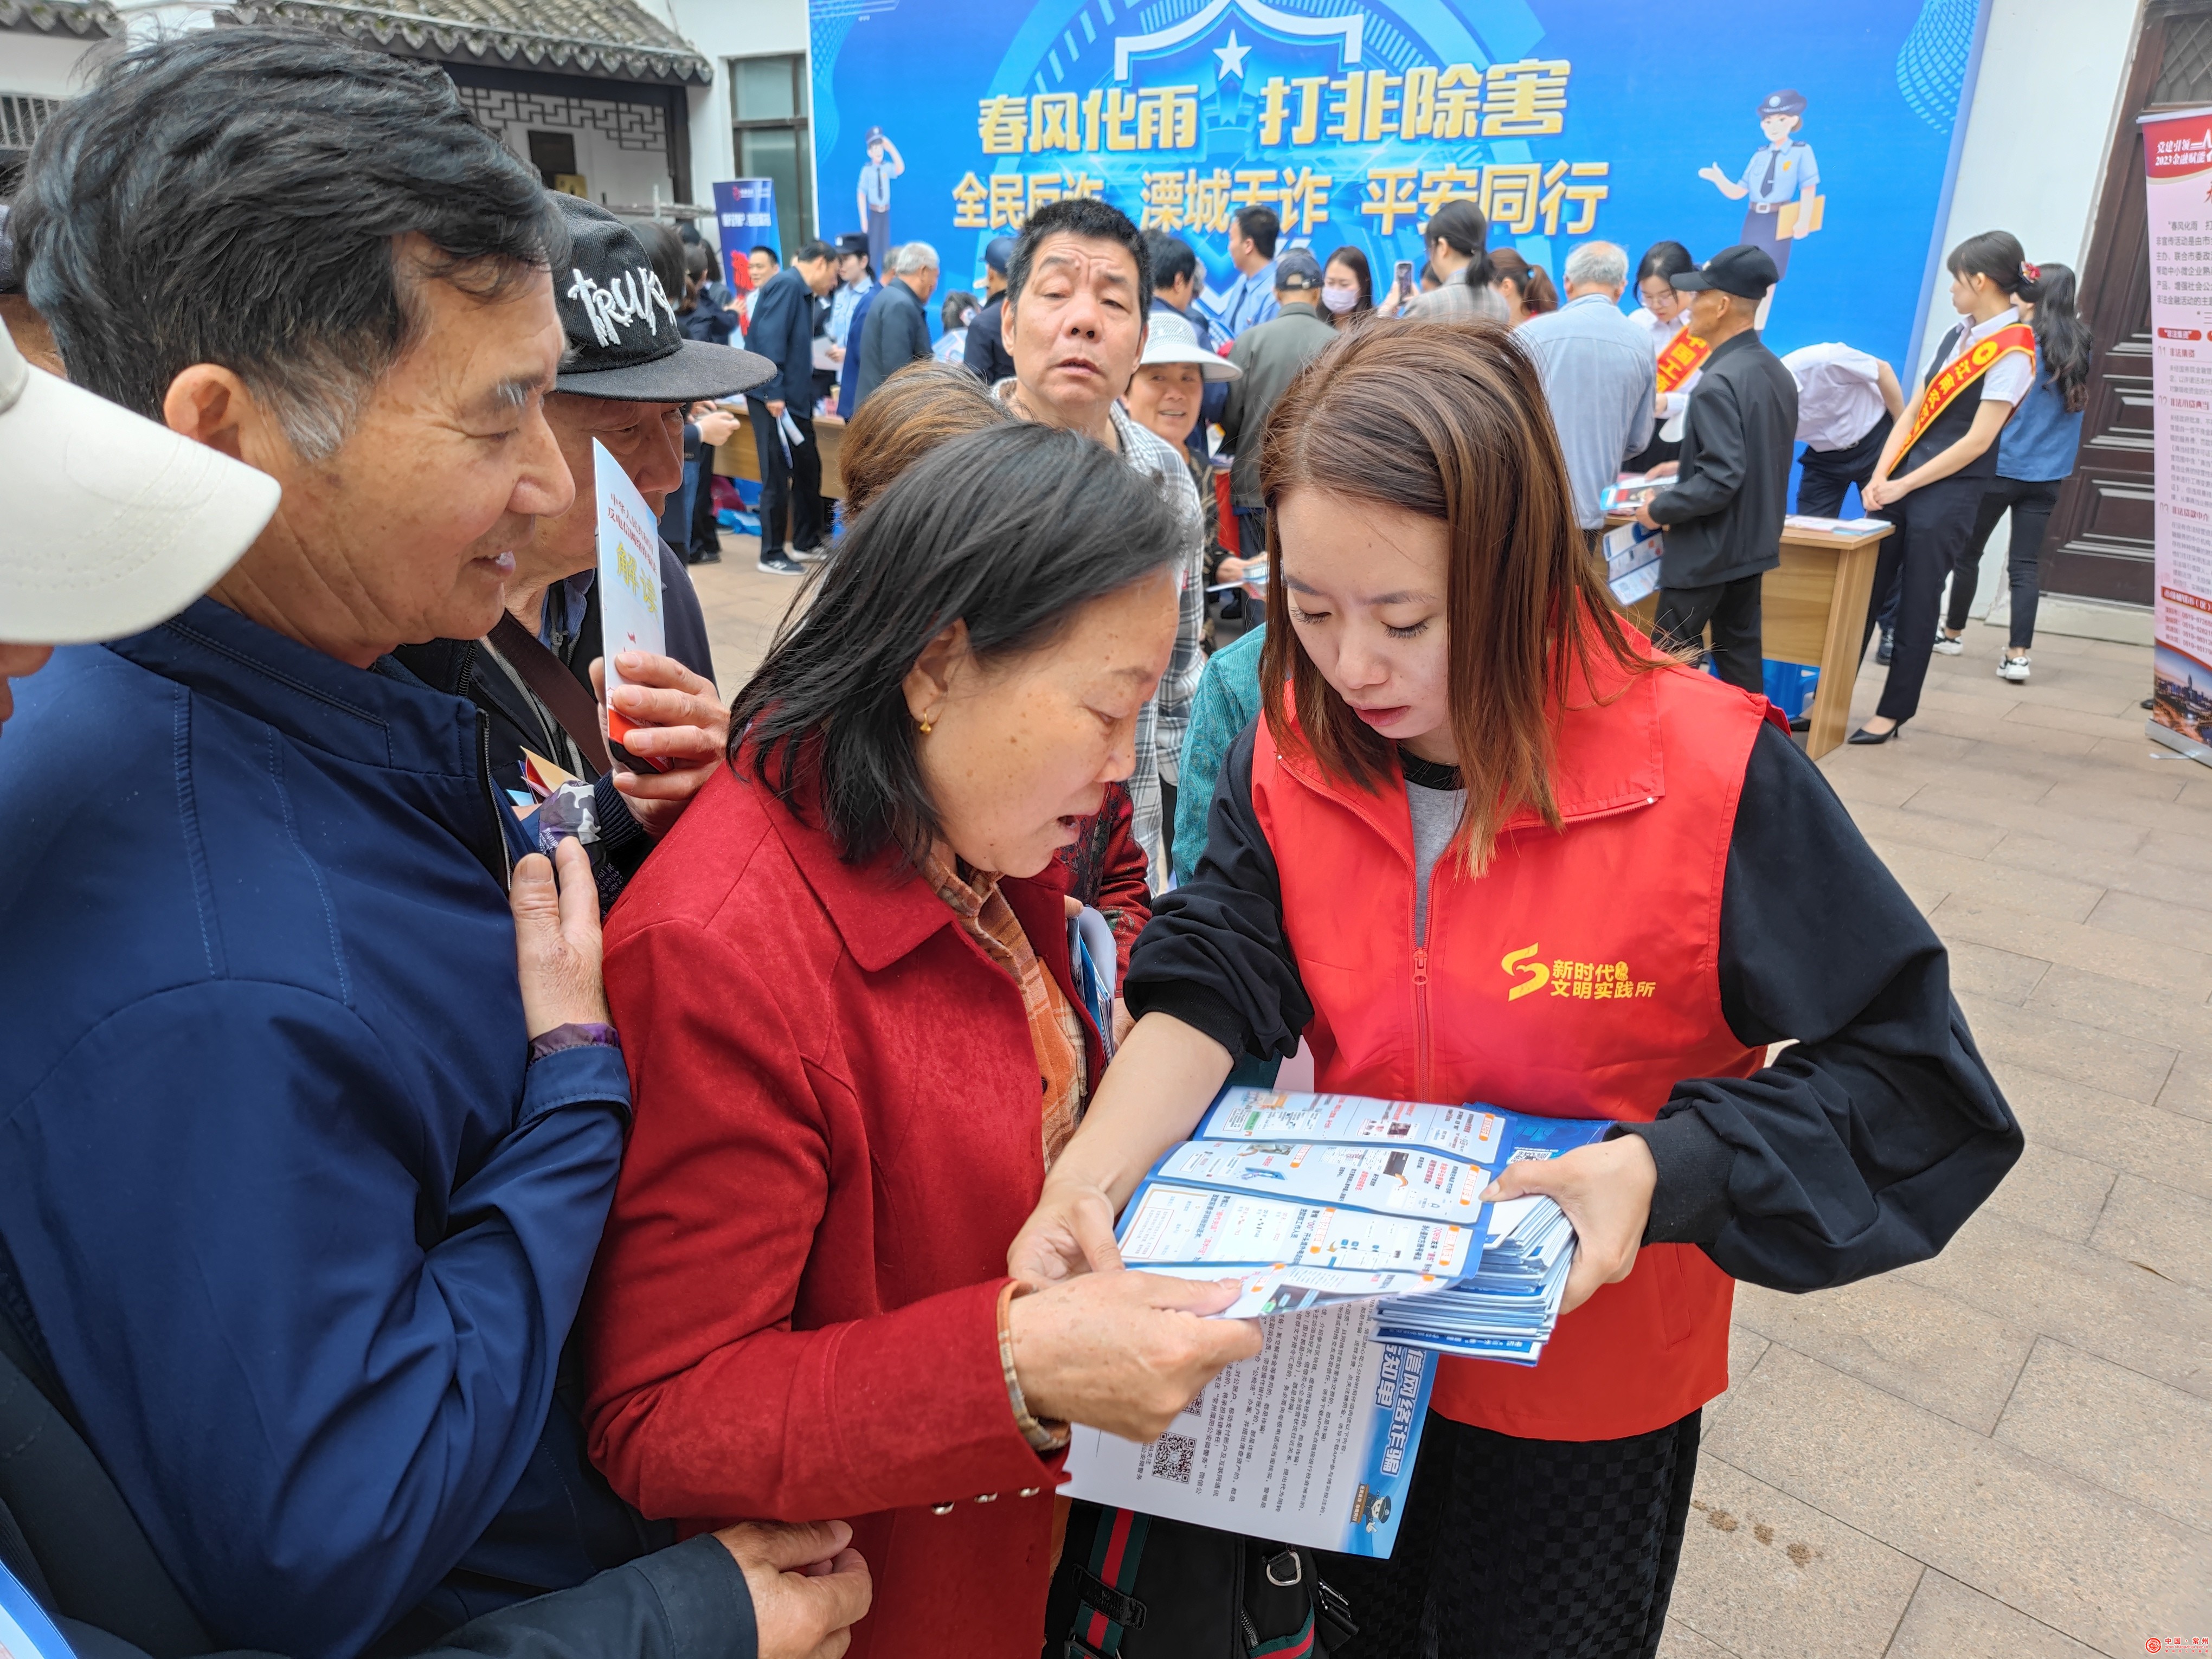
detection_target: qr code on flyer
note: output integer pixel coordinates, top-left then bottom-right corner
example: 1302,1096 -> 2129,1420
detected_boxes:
1150,1433 -> 1196,1484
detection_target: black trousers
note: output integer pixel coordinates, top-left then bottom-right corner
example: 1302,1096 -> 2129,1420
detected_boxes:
1943,476 -> 2063,649
1321,1409 -> 1702,1659
1795,413 -> 1892,518
749,401 -> 823,555
688,447 -> 721,555
1652,574 -> 1765,694
1860,472 -> 1986,723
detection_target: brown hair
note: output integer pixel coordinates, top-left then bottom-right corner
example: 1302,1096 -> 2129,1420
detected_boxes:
1487,249 -> 1557,317
839,359 -> 1012,515
1257,317 -> 1659,870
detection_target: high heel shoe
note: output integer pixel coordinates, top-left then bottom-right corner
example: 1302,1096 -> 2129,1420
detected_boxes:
1848,721 -> 1905,745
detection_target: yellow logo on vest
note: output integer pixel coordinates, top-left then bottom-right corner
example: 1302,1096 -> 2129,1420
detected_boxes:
1502,944 -> 1656,1002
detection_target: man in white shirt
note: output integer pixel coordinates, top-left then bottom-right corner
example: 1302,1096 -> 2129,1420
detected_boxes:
1783,342 -> 1905,517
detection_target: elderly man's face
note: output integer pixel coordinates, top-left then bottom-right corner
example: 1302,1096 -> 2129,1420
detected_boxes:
1006,233 -> 1146,430
514,394 -> 686,595
224,260 -> 571,661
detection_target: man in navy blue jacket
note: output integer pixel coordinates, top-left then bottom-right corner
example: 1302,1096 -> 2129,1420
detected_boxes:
0,28 -> 869,1659
743,240 -> 839,574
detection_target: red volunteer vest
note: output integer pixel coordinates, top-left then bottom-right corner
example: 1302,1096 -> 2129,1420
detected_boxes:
1250,651 -> 1778,1442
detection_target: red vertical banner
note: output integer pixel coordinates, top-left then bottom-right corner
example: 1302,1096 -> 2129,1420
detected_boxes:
2143,108 -> 2212,763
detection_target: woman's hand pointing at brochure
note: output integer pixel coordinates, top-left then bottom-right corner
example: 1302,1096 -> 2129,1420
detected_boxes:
1482,1134 -> 1658,1315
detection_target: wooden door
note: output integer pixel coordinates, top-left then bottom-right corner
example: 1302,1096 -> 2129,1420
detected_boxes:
2047,4 -> 2212,602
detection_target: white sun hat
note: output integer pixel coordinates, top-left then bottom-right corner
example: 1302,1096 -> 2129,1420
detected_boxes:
0,314 -> 282,644
1139,309 -> 1242,381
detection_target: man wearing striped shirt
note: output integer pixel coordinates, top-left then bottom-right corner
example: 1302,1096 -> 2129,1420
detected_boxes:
992,198 -> 1204,891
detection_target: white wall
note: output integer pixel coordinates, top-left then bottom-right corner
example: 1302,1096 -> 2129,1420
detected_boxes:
0,30 -> 115,98
1918,0 -> 2142,370
1918,0 -> 2145,627
671,0 -> 812,229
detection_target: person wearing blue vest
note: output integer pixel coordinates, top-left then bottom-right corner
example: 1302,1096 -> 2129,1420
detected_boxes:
1934,260 -> 2093,683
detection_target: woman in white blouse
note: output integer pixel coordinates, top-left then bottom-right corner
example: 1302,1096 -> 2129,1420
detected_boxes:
1851,232 -> 2038,743
1625,240 -> 1699,471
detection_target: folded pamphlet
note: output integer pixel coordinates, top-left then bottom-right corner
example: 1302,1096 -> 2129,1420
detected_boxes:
1118,1088 -> 1612,1360
1064,1088 -> 1612,1554
1601,520 -> 1663,607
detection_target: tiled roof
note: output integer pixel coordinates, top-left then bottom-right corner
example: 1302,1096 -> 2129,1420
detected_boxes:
0,0 -> 118,38
226,0 -> 711,85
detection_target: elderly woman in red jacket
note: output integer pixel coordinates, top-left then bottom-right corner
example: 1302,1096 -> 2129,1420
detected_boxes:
580,422 -> 1258,1659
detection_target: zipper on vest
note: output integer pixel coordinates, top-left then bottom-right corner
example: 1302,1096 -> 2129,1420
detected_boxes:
1412,945 -> 1432,1100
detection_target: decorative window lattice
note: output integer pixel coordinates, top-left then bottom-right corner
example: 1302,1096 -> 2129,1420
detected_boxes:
0,92 -> 60,153
453,85 -> 667,153
2152,12 -> 2212,106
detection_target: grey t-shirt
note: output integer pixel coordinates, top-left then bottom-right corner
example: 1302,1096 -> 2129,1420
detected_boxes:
1406,779 -> 1467,944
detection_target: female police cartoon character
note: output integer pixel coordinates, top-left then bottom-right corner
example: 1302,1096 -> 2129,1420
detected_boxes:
1699,89 -> 1820,280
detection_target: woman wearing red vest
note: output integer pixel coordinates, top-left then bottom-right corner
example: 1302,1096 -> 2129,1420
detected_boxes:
1011,320 -> 2020,1655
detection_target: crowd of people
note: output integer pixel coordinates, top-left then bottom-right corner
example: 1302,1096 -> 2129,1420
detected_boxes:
0,23 -> 2079,1659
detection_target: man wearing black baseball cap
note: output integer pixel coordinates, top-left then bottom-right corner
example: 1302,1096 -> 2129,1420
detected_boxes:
1635,244 -> 1799,693
399,192 -> 773,903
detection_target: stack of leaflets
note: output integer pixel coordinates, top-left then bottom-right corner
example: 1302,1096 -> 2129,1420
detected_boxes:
1600,519 -> 1664,607
1114,1088 -> 1612,1364
1066,1089 -> 1611,1555
1599,473 -> 1671,516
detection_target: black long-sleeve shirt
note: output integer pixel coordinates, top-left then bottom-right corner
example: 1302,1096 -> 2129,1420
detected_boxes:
1646,329 -> 1799,588
1127,719 -> 2022,1294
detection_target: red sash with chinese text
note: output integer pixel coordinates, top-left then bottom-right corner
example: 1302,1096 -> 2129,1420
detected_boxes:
1654,326 -> 1711,395
1898,323 -> 2035,458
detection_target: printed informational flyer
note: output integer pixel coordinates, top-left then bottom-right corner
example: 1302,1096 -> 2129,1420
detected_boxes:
1062,1301 -> 1435,1558
591,436 -> 664,749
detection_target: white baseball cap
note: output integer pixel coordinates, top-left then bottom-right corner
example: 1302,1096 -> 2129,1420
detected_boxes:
1138,310 -> 1242,382
0,316 -> 282,644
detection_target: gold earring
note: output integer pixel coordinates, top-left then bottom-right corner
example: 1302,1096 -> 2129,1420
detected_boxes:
917,717 -> 934,735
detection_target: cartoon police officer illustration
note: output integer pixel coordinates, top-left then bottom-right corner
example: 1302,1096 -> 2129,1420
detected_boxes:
1699,89 -> 1820,281
856,126 -> 904,279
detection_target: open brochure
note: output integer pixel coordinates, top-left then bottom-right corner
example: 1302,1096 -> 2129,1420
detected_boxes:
1062,1301 -> 1435,1558
1118,1088 -> 1612,1360
1065,1089 -> 1612,1553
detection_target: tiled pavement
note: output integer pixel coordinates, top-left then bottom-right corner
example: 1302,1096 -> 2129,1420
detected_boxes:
687,536 -> 2212,1658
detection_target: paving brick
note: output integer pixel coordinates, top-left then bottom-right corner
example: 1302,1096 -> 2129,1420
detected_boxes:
1731,1276 -> 2034,1434
2003,700 -> 2170,743
1836,801 -> 2009,859
1963,996 -> 2178,1105
1700,1344 -> 2212,1655
1995,1338 -> 2212,1534
1986,833 -> 2212,916
1902,789 -> 2150,856
1884,1570 -> 2104,1658
2088,1174 -> 2212,1292
1992,1062 -> 2211,1195
1656,1622 -> 1742,1659
1895,1207 -> 2212,1401
2138,827 -> 2212,876
1933,899 -> 2212,996
1707,1322 -> 1772,1435
2085,889 -> 2212,956
2040,782 -> 2212,835
1663,1454 -> 1925,1659
2157,1049 -> 2212,1123
1979,1142 -> 2115,1243
2023,964 -> 2212,1054
1945,940 -> 2052,1004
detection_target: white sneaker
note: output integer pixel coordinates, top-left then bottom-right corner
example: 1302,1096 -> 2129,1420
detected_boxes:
1932,633 -> 1965,656
1998,654 -> 2031,683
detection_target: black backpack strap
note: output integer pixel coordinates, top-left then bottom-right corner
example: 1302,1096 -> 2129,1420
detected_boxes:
0,1241 -> 214,1656
1065,1507 -> 1152,1659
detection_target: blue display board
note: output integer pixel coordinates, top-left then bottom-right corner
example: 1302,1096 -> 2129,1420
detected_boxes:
711,178 -> 782,294
809,0 -> 1985,365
